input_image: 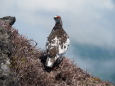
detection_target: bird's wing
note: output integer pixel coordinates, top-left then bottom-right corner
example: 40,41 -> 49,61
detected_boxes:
46,36 -> 59,57
46,36 -> 70,56
58,37 -> 70,55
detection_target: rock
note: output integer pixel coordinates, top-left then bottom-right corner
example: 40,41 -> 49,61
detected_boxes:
0,16 -> 16,25
0,16 -> 18,86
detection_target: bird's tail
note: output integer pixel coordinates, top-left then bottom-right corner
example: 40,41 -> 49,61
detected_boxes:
45,57 -> 56,67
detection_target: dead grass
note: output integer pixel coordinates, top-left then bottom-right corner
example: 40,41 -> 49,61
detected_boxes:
1,20 -> 114,86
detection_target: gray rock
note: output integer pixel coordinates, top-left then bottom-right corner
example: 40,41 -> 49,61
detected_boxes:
0,16 -> 16,25
0,16 -> 18,86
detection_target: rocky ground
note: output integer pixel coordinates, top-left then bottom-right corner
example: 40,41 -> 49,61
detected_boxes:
0,16 -> 114,86
0,17 -> 17,86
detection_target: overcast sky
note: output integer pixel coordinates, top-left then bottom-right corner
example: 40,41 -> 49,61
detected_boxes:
1,0 -> 115,48
1,0 -> 115,83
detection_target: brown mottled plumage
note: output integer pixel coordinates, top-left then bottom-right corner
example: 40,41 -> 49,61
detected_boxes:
48,24 -> 68,42
45,16 -> 70,67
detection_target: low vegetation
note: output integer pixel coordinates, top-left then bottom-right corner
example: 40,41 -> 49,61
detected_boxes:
0,19 -> 114,86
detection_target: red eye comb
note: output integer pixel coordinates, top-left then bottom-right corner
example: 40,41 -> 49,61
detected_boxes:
54,16 -> 61,18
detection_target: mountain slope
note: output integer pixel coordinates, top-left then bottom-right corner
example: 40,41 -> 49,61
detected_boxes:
0,16 -> 114,86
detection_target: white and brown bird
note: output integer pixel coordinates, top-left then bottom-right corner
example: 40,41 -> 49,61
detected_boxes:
45,16 -> 70,67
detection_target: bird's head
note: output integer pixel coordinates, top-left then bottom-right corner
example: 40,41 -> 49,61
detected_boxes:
0,16 -> 16,25
54,16 -> 63,26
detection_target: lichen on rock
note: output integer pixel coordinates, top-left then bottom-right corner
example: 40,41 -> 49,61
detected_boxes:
0,16 -> 17,86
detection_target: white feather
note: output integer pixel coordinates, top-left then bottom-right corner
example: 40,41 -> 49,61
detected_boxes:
46,36 -> 70,67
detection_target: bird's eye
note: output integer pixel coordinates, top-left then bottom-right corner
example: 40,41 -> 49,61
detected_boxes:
64,46 -> 66,49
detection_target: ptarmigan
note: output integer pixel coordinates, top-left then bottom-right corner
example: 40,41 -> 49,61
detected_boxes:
45,16 -> 70,67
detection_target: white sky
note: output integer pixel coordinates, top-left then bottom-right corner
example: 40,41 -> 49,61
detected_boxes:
1,0 -> 115,48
